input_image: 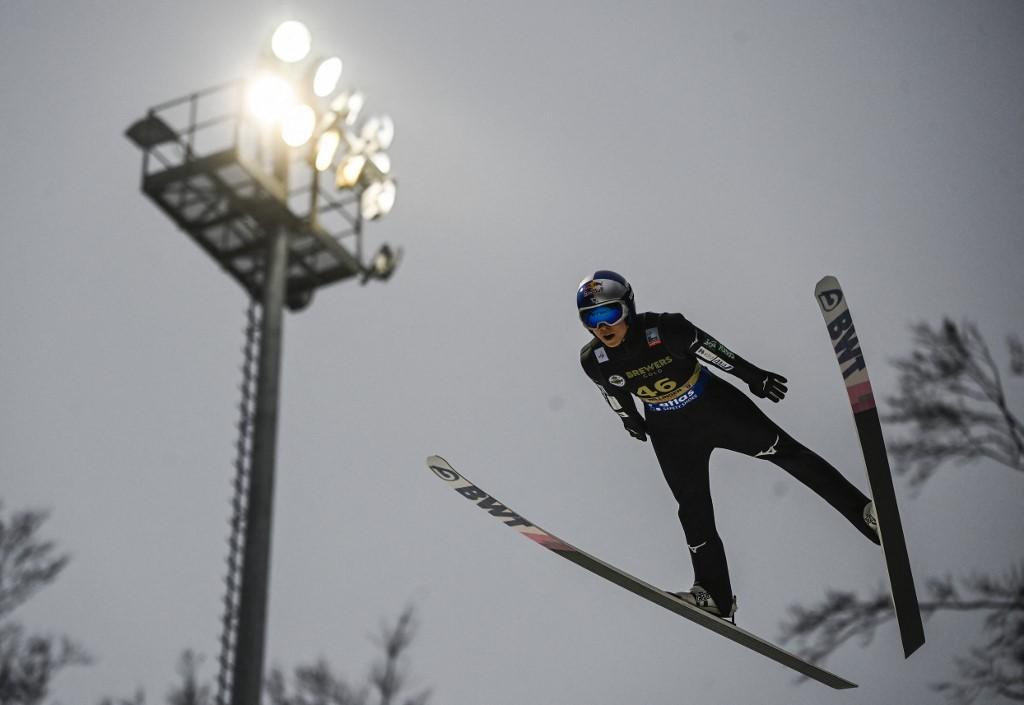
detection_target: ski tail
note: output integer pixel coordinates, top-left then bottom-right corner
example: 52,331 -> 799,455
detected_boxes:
814,276 -> 926,658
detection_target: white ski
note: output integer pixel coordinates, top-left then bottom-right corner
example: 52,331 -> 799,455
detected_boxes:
815,275 -> 925,657
427,455 -> 856,689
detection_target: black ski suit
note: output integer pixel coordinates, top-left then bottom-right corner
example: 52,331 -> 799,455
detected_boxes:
580,311 -> 878,614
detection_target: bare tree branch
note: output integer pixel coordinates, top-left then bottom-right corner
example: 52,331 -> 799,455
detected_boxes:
168,650 -> 212,705
265,606 -> 430,705
0,503 -> 86,705
368,607 -> 430,705
0,623 -> 90,705
0,505 -> 70,619
779,561 -> 1024,700
882,319 -> 1024,491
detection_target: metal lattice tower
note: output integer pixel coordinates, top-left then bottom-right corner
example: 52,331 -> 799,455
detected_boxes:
126,29 -> 400,705
125,82 -> 396,311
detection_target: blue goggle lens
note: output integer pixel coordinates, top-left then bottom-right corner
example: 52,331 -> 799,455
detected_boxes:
580,302 -> 627,328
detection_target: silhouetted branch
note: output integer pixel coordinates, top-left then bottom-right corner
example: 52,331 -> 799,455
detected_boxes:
369,607 -> 430,705
0,505 -> 70,619
0,503 -> 86,705
265,606 -> 430,705
168,651 -> 212,705
0,623 -> 90,705
266,657 -> 368,705
882,320 -> 1024,491
779,565 -> 1024,702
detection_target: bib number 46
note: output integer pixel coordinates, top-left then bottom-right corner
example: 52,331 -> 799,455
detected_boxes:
636,377 -> 678,398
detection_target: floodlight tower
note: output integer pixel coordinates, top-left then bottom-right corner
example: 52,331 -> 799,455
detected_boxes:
125,20 -> 399,705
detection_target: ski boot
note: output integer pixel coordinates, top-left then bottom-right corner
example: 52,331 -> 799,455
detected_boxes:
673,583 -> 737,622
863,500 -> 879,539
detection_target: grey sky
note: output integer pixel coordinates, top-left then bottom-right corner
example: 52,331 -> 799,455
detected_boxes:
2,1 -> 1023,704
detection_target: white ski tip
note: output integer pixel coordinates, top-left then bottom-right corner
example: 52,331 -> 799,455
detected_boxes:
815,274 -> 840,294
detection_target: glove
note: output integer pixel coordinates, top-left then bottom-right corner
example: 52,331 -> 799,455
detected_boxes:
622,417 -> 648,442
748,370 -> 788,403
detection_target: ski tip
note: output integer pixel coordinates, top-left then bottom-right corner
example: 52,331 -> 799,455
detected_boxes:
815,274 -> 840,293
426,455 -> 461,482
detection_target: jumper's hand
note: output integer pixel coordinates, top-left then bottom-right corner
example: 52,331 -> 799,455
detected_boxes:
622,417 -> 648,442
749,371 -> 788,403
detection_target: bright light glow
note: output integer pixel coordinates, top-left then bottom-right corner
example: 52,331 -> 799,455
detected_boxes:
328,90 -> 366,127
344,134 -> 367,155
361,115 -> 395,150
329,90 -> 350,113
313,57 -> 343,97
281,104 -> 316,147
368,151 -> 391,176
315,130 -> 341,171
344,91 -> 365,125
316,111 -> 339,135
246,74 -> 294,123
336,154 -> 367,189
361,178 -> 396,220
271,21 -> 312,63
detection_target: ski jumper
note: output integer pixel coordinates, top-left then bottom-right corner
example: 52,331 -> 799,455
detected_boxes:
580,311 -> 879,613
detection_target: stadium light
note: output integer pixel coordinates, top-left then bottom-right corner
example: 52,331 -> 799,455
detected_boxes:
246,73 -> 294,123
271,21 -> 311,63
361,178 -> 396,220
312,57 -> 343,97
314,129 -> 341,171
281,103 -> 316,147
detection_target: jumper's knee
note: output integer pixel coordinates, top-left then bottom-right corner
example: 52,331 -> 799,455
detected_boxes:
755,434 -> 810,462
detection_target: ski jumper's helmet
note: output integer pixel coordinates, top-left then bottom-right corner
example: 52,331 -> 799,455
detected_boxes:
576,270 -> 636,329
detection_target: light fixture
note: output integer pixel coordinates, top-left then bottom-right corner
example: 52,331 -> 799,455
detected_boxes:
327,90 -> 365,126
360,178 -> 396,220
361,115 -> 394,151
344,91 -> 365,126
281,104 -> 316,147
246,74 -> 294,123
314,129 -> 341,171
336,154 -> 367,189
329,91 -> 351,113
313,57 -> 343,97
367,152 -> 391,177
368,244 -> 401,281
271,21 -> 312,63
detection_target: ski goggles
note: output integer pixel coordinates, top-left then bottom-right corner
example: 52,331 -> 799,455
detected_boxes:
579,301 -> 628,329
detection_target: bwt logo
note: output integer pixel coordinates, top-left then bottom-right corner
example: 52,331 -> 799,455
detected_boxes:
429,463 -> 460,482
429,463 -> 533,528
826,310 -> 867,379
817,289 -> 843,312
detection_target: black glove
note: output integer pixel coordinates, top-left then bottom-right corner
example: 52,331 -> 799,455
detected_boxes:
748,370 -> 788,403
622,417 -> 648,442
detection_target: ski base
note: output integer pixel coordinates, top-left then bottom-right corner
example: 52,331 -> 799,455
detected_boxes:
427,455 -> 857,689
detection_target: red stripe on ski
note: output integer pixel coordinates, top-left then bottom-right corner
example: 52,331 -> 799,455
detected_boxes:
846,380 -> 876,413
525,532 -> 575,552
